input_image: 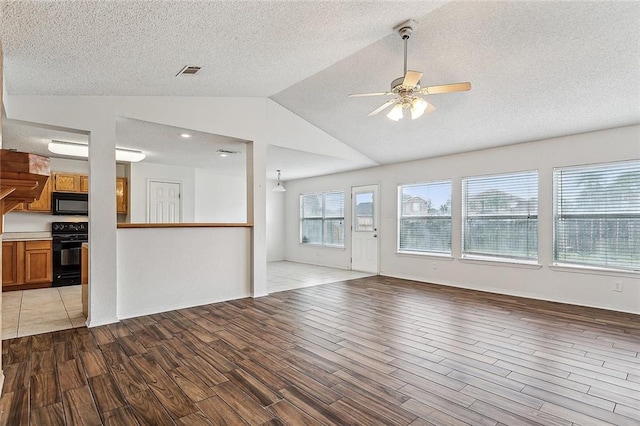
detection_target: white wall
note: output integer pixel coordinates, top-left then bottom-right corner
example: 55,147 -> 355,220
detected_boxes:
129,162 -> 196,223
284,125 -> 640,314
117,227 -> 251,318
3,95 -> 350,325
195,169 -> 246,223
266,178 -> 286,261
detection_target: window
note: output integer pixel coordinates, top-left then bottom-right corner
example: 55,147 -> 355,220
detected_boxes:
554,161 -> 640,271
398,181 -> 452,255
354,191 -> 374,231
463,171 -> 538,261
300,191 -> 345,247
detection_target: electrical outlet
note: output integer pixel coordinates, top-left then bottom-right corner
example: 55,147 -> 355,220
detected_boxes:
432,261 -> 438,270
613,281 -> 623,292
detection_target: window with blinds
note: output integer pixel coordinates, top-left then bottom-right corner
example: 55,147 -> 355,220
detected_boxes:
554,160 -> 640,271
398,181 -> 452,254
300,191 -> 345,247
462,171 -> 538,261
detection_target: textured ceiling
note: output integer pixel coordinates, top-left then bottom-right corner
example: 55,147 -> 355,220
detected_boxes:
273,1 -> 640,164
1,1 -> 638,176
2,118 -> 249,176
0,0 -> 444,96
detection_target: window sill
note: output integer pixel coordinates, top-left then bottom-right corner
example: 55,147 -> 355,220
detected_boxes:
549,264 -> 639,278
396,251 -> 454,261
298,243 -> 345,250
460,256 -> 542,270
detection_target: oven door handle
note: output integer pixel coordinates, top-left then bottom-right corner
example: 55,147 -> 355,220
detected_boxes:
56,240 -> 86,244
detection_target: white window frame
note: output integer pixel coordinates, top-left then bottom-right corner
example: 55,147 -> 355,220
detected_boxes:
553,160 -> 640,273
462,170 -> 539,263
397,180 -> 452,256
299,191 -> 345,248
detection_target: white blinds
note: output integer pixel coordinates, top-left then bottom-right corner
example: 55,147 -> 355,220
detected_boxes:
398,181 -> 452,254
554,160 -> 640,271
463,171 -> 538,261
300,191 -> 345,247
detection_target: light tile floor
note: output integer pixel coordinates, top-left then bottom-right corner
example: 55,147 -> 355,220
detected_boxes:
2,286 -> 85,340
268,261 -> 373,293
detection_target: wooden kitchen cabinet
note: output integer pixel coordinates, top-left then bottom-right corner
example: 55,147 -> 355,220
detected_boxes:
11,171 -> 128,215
26,176 -> 53,212
2,242 -> 20,286
24,240 -> 53,284
53,172 -> 81,192
80,175 -> 89,193
2,240 -> 52,290
116,177 -> 128,214
11,176 -> 52,213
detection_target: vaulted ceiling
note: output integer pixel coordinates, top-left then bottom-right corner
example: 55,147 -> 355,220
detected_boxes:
1,1 -> 638,179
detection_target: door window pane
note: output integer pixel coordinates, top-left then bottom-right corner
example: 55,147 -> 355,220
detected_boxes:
355,192 -> 374,231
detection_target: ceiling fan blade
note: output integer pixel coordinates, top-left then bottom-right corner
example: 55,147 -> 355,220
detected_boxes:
368,99 -> 397,116
403,70 -> 423,87
421,82 -> 471,95
348,92 -> 393,97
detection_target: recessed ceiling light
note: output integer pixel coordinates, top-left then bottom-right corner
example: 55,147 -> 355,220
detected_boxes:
180,133 -> 191,138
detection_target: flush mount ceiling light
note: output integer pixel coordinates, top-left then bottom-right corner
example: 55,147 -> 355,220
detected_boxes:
180,133 -> 192,138
48,140 -> 146,162
273,170 -> 286,192
349,19 -> 471,121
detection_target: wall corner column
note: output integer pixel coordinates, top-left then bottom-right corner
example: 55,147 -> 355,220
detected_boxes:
247,140 -> 268,297
88,123 -> 119,325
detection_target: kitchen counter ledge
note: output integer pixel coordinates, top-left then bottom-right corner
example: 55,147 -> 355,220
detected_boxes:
117,223 -> 252,229
2,231 -> 52,241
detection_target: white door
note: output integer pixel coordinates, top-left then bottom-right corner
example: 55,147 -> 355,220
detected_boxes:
148,181 -> 181,223
351,184 -> 379,273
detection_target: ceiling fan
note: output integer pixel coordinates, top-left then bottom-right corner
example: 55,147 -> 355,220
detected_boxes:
349,20 -> 471,121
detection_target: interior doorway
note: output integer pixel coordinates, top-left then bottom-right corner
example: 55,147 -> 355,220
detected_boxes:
148,180 -> 181,223
351,184 -> 379,274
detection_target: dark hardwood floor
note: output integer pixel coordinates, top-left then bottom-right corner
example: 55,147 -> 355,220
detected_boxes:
2,275 -> 639,425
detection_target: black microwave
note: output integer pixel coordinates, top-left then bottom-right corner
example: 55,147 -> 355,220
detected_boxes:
52,192 -> 89,216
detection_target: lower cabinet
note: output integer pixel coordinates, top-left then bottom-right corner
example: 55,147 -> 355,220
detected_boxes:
2,240 -> 52,291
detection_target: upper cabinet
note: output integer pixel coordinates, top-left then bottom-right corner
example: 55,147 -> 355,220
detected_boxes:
80,175 -> 89,193
25,177 -> 53,212
116,177 -> 128,215
12,172 -> 128,215
53,172 -> 81,192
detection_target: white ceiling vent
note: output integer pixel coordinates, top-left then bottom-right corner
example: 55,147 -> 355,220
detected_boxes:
217,149 -> 240,157
176,65 -> 201,76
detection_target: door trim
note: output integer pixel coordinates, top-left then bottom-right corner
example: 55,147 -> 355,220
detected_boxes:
147,179 -> 183,223
350,183 -> 380,274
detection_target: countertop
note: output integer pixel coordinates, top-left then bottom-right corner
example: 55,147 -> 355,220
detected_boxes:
2,231 -> 52,241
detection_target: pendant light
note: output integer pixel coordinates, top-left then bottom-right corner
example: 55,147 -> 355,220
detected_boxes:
273,170 -> 286,192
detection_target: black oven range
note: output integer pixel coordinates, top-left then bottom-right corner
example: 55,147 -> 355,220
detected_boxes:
52,222 -> 88,287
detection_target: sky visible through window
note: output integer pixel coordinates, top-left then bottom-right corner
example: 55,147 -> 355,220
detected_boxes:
402,182 -> 450,208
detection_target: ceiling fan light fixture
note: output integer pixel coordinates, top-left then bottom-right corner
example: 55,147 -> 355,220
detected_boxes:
410,97 -> 428,120
273,169 -> 286,192
387,103 -> 404,121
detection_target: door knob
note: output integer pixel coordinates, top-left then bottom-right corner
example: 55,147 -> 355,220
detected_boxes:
373,234 -> 378,238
